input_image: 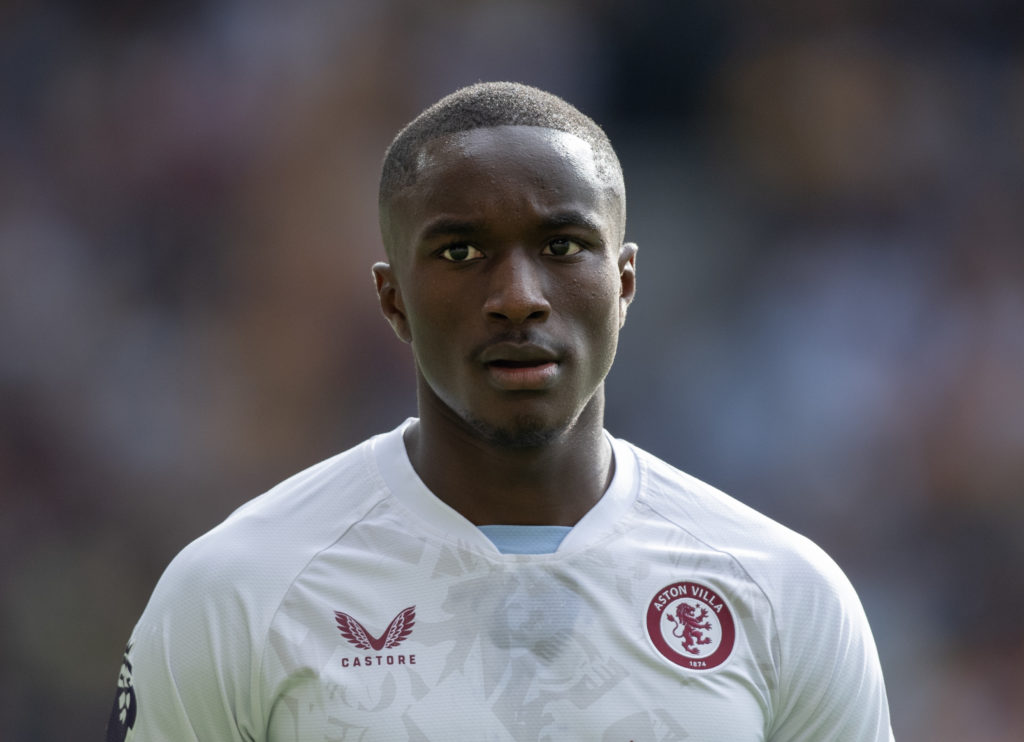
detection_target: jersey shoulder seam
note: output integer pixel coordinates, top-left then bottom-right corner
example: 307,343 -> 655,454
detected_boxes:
252,442 -> 392,725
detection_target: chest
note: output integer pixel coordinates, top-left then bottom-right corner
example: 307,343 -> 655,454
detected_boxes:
261,534 -> 775,741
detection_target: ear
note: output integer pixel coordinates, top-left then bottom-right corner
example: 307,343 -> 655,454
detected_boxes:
372,262 -> 412,343
617,242 -> 638,328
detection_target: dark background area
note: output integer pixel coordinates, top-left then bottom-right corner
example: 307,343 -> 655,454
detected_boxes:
2,1 -> 1023,739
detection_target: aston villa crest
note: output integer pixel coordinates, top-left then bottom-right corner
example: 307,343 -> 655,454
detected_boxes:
645,582 -> 735,670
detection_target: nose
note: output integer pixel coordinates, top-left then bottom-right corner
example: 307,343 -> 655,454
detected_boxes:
482,251 -> 551,324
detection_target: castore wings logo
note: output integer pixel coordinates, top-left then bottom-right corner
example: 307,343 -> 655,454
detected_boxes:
334,606 -> 416,651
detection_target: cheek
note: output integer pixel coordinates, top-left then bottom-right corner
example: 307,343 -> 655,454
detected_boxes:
403,284 -> 457,334
403,292 -> 465,368
574,282 -> 626,358
586,270 -> 628,322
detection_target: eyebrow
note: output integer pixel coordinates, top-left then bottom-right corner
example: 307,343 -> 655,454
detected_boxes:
540,209 -> 604,233
417,217 -> 481,243
416,209 -> 604,244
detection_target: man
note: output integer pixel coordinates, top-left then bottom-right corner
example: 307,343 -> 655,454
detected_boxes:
108,82 -> 894,740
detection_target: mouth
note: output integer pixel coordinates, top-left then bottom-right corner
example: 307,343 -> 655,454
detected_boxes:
485,360 -> 559,390
479,343 -> 561,391
486,359 -> 548,369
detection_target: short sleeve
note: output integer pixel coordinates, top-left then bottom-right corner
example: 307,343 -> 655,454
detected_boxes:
767,545 -> 894,741
104,538 -> 263,742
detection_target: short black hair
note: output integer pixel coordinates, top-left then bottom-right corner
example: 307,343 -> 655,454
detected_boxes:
379,82 -> 625,251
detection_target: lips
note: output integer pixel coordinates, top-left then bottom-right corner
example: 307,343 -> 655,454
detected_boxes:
480,342 -> 557,364
479,342 -> 561,390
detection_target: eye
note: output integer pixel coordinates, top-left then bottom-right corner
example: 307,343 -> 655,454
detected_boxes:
543,238 -> 583,257
440,244 -> 484,262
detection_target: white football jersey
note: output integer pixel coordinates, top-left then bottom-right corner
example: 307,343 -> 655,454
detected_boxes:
108,419 -> 893,741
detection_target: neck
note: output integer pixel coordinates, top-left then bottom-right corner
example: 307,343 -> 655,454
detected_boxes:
405,391 -> 613,527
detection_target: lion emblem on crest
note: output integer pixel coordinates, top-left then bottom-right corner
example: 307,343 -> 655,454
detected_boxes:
667,602 -> 713,654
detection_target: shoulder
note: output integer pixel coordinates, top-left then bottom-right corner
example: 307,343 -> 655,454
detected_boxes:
142,427 -> 399,635
116,426 -> 408,738
621,440 -> 893,739
622,440 -> 857,611
618,440 -> 892,736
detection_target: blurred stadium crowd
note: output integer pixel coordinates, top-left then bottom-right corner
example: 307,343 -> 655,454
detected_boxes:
1,1 -> 1022,739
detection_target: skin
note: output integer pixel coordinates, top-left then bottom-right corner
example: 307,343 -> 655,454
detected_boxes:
373,125 -> 637,526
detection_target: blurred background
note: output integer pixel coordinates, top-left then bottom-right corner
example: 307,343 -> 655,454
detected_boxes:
2,0 -> 1022,739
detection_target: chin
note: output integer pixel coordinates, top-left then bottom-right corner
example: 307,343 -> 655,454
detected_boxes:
462,412 -> 565,449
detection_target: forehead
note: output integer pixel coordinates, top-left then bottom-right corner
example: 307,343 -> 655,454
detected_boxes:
385,126 -> 621,252
416,125 -> 601,186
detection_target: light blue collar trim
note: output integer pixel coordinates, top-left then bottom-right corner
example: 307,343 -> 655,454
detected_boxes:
478,525 -> 573,554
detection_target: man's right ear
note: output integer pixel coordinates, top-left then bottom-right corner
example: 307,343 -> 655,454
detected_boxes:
371,262 -> 412,343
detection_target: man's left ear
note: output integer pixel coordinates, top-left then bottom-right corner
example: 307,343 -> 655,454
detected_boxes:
618,242 -> 638,327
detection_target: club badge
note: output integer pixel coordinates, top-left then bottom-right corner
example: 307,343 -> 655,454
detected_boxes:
646,581 -> 735,670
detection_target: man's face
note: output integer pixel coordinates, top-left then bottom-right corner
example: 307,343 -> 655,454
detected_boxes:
376,125 -> 636,446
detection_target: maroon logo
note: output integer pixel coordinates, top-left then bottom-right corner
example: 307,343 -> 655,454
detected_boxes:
335,606 -> 416,651
645,582 -> 735,670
